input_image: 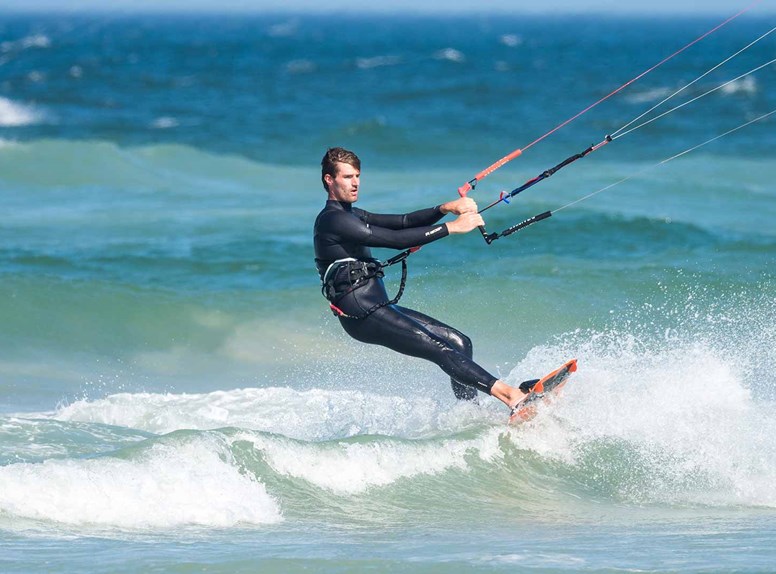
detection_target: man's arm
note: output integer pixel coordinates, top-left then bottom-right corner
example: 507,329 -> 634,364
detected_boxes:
360,206 -> 443,230
333,202 -> 484,250
360,197 -> 477,230
336,210 -> 449,249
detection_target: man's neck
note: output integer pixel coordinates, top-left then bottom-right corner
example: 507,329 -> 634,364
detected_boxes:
327,199 -> 354,210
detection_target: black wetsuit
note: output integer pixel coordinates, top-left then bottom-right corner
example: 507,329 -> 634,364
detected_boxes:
314,199 -> 498,400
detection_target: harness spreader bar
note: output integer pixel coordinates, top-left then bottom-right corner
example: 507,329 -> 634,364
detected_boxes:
326,246 -> 421,319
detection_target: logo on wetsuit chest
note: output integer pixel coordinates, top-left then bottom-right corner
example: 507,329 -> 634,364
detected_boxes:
425,226 -> 443,237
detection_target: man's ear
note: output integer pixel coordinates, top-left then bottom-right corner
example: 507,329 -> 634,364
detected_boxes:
323,173 -> 334,188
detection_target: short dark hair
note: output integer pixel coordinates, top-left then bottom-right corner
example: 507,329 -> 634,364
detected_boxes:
321,147 -> 361,191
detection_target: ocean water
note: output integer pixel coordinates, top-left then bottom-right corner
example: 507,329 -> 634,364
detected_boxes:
2,10 -> 776,574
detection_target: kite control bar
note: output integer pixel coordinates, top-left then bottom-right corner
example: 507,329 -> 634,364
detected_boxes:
479,210 -> 553,244
476,137 -> 611,243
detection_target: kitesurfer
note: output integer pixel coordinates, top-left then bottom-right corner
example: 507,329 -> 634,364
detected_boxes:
314,147 -> 534,411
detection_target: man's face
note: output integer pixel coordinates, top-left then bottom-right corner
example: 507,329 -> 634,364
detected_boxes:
325,162 -> 360,203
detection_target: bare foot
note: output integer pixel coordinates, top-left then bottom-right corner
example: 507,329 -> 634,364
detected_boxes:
490,380 -> 529,409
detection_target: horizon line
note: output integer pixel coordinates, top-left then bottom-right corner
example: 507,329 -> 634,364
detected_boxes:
2,7 -> 775,17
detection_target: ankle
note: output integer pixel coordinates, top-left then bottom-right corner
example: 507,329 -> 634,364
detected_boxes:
490,380 -> 526,408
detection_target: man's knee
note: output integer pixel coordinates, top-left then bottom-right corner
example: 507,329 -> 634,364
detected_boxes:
445,329 -> 473,358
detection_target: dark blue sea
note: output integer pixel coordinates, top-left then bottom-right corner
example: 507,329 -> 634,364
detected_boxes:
1,10 -> 776,573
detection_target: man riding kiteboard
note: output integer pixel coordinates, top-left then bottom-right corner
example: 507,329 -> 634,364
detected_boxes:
313,147 -> 535,414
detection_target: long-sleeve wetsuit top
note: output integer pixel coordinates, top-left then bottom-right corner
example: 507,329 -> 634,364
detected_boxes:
314,200 -> 448,279
314,199 -> 449,311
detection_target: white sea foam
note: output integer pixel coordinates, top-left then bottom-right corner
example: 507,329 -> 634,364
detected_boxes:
0,434 -> 281,528
504,291 -> 776,508
237,428 -> 504,495
624,86 -> 673,104
267,20 -> 298,38
433,48 -> 465,63
0,97 -> 43,127
151,116 -> 179,129
53,387 -> 484,441
51,387 -> 506,496
356,55 -> 401,70
720,75 -> 757,95
499,34 -> 523,47
0,34 -> 51,53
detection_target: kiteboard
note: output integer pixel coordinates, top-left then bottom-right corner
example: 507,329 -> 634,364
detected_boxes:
508,358 -> 578,424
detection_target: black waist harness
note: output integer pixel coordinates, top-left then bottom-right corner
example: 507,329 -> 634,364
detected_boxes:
320,247 -> 418,319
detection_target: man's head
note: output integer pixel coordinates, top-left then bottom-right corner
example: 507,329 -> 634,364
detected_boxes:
321,147 -> 361,203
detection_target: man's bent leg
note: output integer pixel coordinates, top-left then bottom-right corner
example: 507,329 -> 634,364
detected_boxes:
339,305 -> 497,396
394,306 -> 479,401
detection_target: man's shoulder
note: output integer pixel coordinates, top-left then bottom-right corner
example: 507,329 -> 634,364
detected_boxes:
317,203 -> 368,221
315,203 -> 365,231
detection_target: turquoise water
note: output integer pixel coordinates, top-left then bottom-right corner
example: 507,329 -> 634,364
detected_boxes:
1,11 -> 776,573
